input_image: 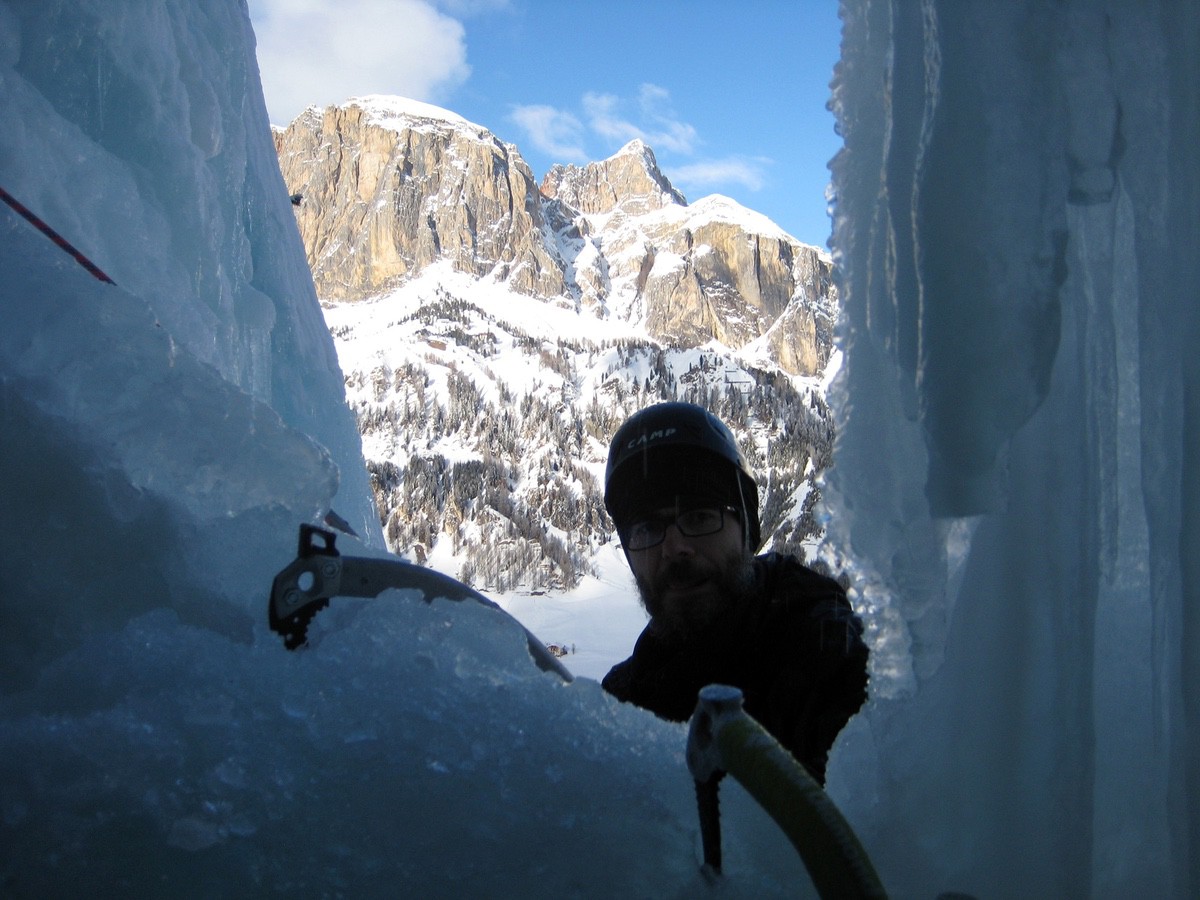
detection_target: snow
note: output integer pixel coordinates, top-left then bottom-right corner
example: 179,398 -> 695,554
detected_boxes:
322,262 -> 649,358
679,194 -> 800,246
348,93 -> 473,129
497,545 -> 647,682
3,0 -> 1196,896
294,95 -> 492,146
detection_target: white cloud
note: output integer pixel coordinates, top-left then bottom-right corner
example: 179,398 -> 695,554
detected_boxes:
512,85 -> 730,175
581,92 -> 643,147
508,105 -> 588,162
582,84 -> 698,155
435,0 -> 510,14
671,157 -> 769,193
633,83 -> 697,154
248,0 -> 471,125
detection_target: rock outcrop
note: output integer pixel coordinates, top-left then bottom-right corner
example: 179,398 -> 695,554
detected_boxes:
275,97 -> 837,375
540,139 -> 686,216
274,96 -> 565,301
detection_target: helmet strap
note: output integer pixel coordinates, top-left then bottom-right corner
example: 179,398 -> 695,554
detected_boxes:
734,471 -> 752,553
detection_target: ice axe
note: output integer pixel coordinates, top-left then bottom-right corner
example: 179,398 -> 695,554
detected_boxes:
268,523 -> 573,682
686,685 -> 886,897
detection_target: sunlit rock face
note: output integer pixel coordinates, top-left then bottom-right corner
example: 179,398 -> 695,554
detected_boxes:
604,194 -> 835,366
540,138 -> 685,216
275,99 -> 837,377
274,97 -> 566,302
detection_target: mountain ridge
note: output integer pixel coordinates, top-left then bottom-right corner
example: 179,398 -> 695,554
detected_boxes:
275,95 -> 837,378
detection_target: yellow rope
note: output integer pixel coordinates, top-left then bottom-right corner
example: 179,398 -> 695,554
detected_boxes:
688,684 -> 886,898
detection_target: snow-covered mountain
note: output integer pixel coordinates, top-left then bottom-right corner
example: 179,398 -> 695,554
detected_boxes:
275,96 -> 837,376
275,97 -> 841,593
327,265 -> 835,591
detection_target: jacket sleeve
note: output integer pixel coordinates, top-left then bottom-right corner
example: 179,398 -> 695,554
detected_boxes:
601,656 -> 633,700
762,559 -> 870,785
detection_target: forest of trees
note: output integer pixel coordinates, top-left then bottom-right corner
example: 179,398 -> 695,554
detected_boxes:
345,294 -> 835,591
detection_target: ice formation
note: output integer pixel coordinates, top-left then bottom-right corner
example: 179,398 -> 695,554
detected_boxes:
824,2 -> 1198,896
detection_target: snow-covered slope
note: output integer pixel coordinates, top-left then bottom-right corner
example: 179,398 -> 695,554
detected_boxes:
324,261 -> 836,610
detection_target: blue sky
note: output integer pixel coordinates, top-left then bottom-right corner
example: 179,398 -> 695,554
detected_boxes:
249,1 -> 843,247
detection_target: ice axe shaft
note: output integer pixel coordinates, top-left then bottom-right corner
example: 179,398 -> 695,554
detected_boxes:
686,685 -> 886,897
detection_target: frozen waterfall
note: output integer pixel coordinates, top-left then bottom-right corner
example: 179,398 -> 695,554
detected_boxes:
823,1 -> 1199,897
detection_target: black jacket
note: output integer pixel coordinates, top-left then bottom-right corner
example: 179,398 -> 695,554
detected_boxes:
602,552 -> 869,785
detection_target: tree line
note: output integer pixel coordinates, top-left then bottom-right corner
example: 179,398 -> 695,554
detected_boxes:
345,300 -> 835,589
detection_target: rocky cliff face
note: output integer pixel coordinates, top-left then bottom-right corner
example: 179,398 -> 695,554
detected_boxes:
274,96 -> 566,301
275,96 -> 837,376
540,139 -> 686,216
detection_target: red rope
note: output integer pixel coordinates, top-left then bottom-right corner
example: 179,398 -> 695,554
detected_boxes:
0,185 -> 116,285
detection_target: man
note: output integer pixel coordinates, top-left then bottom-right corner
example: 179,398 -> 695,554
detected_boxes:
601,401 -> 868,785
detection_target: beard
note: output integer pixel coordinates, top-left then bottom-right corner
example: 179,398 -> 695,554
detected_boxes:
635,548 -> 756,640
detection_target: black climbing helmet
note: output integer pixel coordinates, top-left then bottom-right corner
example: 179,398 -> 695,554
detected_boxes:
604,402 -> 761,551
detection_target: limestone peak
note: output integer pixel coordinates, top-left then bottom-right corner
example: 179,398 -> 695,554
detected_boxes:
274,100 -> 837,377
541,138 -> 686,217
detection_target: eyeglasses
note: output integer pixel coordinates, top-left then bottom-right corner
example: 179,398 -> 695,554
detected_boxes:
623,506 -> 738,551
